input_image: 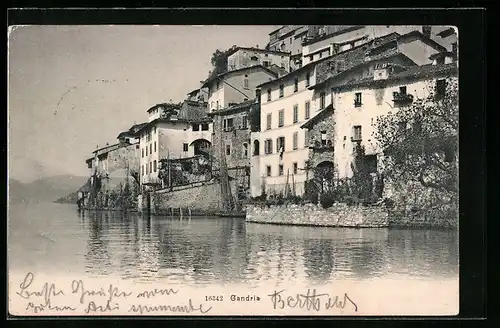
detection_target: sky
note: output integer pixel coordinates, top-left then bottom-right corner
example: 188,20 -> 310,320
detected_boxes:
8,25 -> 279,183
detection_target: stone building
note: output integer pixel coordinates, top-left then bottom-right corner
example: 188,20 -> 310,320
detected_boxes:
210,99 -> 258,198
226,46 -> 291,73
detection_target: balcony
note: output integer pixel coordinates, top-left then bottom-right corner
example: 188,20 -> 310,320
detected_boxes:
392,92 -> 414,105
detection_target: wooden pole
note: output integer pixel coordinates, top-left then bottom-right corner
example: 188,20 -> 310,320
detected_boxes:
167,150 -> 171,188
285,169 -> 290,199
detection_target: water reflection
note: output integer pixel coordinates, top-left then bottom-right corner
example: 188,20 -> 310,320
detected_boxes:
9,203 -> 458,285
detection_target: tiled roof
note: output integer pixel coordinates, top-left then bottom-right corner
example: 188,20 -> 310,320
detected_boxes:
330,63 -> 458,92
256,32 -> 402,88
208,99 -> 257,116
201,65 -> 279,88
226,46 -> 291,57
146,102 -> 181,113
302,26 -> 365,46
300,104 -> 334,129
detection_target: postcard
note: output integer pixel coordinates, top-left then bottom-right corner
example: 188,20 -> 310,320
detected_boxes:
8,24 -> 459,316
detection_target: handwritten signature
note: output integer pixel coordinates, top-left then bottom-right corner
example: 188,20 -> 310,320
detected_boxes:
268,289 -> 358,312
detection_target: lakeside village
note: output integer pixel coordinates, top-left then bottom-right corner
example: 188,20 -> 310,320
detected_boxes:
77,25 -> 458,229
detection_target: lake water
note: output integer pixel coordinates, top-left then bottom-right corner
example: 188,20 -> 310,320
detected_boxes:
8,201 -> 459,286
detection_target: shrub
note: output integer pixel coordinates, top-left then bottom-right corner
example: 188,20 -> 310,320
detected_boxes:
320,192 -> 336,209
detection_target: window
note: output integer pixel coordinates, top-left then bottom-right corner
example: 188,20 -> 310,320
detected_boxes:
305,72 -> 310,87
436,56 -> 445,65
277,136 -> 285,154
267,88 -> 272,101
242,115 -> 248,129
264,139 -> 273,154
153,126 -> 157,134
243,77 -> 249,89
150,162 -> 152,174
153,160 -> 157,173
399,86 -> 407,95
278,109 -> 284,127
452,42 -> 457,54
146,163 -> 149,174
253,140 -> 260,156
278,164 -> 284,176
353,125 -> 362,141
304,129 -> 309,146
290,37 -> 292,44
216,100 -> 219,110
279,84 -> 284,98
201,123 -> 209,131
305,101 -> 311,119
319,52 -> 323,59
266,113 -> 272,130
149,144 -> 152,154
293,162 -> 298,174
141,165 -> 144,176
243,143 -> 248,157
293,104 -> 298,123
294,78 -> 299,92
226,145 -> 231,156
192,124 -> 200,131
266,165 -> 272,177
320,92 -> 326,109
224,118 -> 234,130
293,132 -> 298,150
321,130 -> 327,145
183,143 -> 188,152
154,141 -> 156,152
216,80 -> 220,89
146,146 -> 148,156
354,92 -> 362,107
436,79 -> 446,97
263,61 -> 270,67
142,148 -> 144,158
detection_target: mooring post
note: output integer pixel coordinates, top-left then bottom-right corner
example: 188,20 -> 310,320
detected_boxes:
180,207 -> 183,220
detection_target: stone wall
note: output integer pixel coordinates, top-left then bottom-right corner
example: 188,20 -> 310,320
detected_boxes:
245,203 -> 389,228
149,179 -> 239,213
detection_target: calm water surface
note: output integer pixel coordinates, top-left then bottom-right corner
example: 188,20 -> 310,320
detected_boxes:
8,202 -> 459,285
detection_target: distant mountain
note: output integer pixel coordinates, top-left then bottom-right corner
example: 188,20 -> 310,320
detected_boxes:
8,175 -> 89,203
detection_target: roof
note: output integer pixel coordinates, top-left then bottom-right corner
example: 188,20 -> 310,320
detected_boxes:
201,65 -> 279,88
187,89 -> 199,96
147,102 -> 181,113
92,143 -> 121,156
269,26 -> 283,35
309,52 -> 417,90
391,30 -> 448,53
208,99 -> 257,116
256,32 -> 402,89
429,51 -> 457,60
267,64 -> 289,77
226,46 -> 291,57
300,104 -> 334,129
302,26 -> 365,46
133,116 -> 211,135
436,27 -> 456,38
330,62 -> 458,92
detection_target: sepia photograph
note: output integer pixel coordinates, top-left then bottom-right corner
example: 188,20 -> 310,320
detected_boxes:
8,23 -> 459,316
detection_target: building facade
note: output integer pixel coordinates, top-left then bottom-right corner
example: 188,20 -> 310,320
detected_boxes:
226,47 -> 291,73
268,25 -> 309,55
301,25 -> 448,66
210,100 -> 258,197
203,65 -> 278,113
311,54 -> 458,180
136,103 -> 212,187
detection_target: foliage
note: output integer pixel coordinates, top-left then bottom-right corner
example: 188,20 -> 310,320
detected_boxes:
209,45 -> 237,78
372,77 -> 458,195
320,192 -> 336,209
350,144 -> 374,200
304,180 -> 319,204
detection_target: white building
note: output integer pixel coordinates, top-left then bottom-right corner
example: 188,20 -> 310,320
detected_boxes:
305,52 -> 457,180
250,30 -> 449,198
202,65 -> 280,113
301,25 -> 452,66
226,47 -> 291,73
136,103 -> 212,187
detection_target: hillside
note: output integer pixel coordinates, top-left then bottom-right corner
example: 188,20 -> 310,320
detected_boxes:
8,175 -> 89,203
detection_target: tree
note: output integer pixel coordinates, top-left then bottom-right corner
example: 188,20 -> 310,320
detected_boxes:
372,77 -> 458,195
209,45 -> 237,78
350,144 -> 374,200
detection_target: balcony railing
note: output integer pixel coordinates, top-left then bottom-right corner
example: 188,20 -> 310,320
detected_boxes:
393,92 -> 414,105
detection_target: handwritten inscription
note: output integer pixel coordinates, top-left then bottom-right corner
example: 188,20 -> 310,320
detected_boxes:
12,272 -> 212,315
268,289 -> 358,312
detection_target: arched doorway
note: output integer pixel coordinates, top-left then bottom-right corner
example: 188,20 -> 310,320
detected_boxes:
190,139 -> 211,157
314,161 -> 335,193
